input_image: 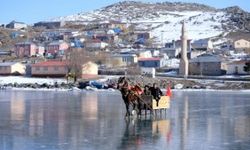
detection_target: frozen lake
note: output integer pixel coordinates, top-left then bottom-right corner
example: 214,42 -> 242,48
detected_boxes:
0,90 -> 250,150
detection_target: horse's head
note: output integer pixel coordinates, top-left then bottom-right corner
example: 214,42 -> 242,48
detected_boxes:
117,77 -> 128,90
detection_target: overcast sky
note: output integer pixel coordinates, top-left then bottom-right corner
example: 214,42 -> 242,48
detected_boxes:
1,0 -> 249,24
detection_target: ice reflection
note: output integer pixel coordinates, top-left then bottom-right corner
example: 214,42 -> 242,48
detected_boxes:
118,119 -> 171,150
10,92 -> 25,123
0,90 -> 249,150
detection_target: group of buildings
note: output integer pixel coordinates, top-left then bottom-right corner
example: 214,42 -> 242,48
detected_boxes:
0,60 -> 98,79
0,20 -> 250,78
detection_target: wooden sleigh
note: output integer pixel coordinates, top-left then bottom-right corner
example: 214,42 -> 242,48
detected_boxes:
139,95 -> 170,116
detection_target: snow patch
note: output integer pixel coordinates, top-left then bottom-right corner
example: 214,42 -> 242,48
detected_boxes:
0,76 -> 66,85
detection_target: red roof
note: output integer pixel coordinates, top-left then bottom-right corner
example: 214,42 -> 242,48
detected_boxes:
138,57 -> 161,61
32,60 -> 68,67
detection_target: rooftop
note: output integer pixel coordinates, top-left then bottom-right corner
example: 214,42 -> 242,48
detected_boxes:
48,41 -> 67,45
9,20 -> 26,24
190,54 -> 221,63
0,62 -> 20,67
138,57 -> 161,61
112,53 -> 137,57
227,60 -> 249,65
15,41 -> 35,45
32,60 -> 68,67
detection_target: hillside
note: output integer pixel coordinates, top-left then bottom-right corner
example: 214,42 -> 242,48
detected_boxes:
52,1 -> 250,44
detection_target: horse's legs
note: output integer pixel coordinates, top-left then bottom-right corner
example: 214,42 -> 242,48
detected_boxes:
132,102 -> 137,116
137,100 -> 142,117
125,103 -> 130,117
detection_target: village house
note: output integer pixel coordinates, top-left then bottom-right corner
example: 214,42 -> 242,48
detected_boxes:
107,29 -> 121,35
0,62 -> 26,75
81,61 -> 98,79
93,34 -> 119,43
99,22 -> 116,29
135,50 -> 152,58
190,50 -> 207,59
221,60 -> 250,75
111,53 -> 138,67
85,39 -> 109,50
99,21 -> 127,30
138,57 -> 166,68
0,49 -> 12,56
10,31 -> 25,39
233,39 -> 250,50
15,42 -> 37,58
163,41 -> 177,58
46,41 -> 69,56
6,21 -> 27,29
31,60 -> 68,77
70,38 -> 84,48
150,49 -> 161,57
162,40 -> 192,58
191,39 -> 213,51
88,30 -> 106,36
36,45 -> 45,56
62,30 -> 80,37
189,54 -> 222,76
134,31 -> 151,40
34,21 -> 65,29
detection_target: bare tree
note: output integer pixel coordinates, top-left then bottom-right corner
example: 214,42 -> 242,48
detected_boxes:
126,64 -> 140,76
66,48 -> 91,83
95,51 -> 110,65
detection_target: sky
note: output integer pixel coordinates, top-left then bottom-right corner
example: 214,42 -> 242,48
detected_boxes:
1,0 -> 250,24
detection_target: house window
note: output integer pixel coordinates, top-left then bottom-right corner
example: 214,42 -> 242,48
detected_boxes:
36,67 -> 40,71
237,42 -> 240,45
54,67 -> 58,71
43,67 -> 48,71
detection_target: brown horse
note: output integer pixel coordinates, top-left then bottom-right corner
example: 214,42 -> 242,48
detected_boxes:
117,77 -> 143,117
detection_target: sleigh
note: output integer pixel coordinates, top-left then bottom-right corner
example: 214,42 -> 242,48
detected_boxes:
139,95 -> 170,115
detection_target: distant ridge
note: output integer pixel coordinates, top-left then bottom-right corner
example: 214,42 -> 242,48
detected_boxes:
52,1 -> 250,42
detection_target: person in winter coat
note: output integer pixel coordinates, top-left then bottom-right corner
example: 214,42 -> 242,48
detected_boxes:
149,83 -> 163,106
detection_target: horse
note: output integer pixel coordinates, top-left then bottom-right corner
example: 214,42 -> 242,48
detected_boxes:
117,77 -> 143,117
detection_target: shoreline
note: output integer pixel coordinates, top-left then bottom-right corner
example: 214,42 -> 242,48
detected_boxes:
1,76 -> 250,91
1,87 -> 250,93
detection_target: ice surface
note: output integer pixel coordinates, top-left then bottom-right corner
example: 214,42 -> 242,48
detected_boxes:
0,90 -> 250,150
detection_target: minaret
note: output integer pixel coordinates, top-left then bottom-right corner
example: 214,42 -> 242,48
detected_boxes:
179,22 -> 189,77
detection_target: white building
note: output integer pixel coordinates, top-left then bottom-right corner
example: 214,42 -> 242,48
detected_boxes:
0,62 -> 26,75
111,53 -> 138,67
222,60 -> 249,75
136,50 -> 152,58
6,21 -> 27,29
233,39 -> 250,50
192,39 -> 213,51
85,40 -> 108,50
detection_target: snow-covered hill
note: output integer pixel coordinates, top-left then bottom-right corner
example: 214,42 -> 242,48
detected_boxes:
52,1 -> 250,43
